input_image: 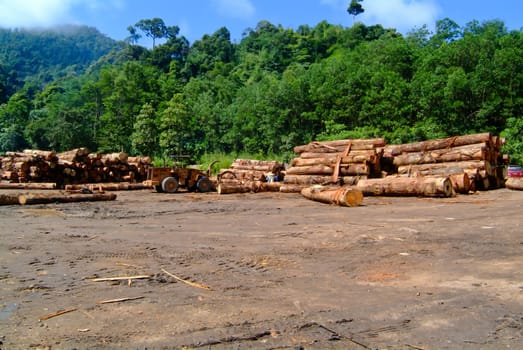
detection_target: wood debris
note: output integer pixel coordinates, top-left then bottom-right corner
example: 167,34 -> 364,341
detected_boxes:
161,268 -> 213,291
96,296 -> 145,304
39,307 -> 77,321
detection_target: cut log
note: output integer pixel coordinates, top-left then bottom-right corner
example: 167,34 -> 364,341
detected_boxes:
0,182 -> 56,190
259,182 -> 282,192
64,182 -> 149,191
18,192 -> 117,205
384,133 -> 492,156
286,165 -> 333,176
291,152 -> 377,167
23,149 -> 58,161
448,173 -> 471,194
104,152 -> 129,163
341,176 -> 367,186
392,143 -> 489,166
217,182 -> 250,195
279,184 -> 310,193
57,148 -> 89,162
397,160 -> 492,177
301,185 -> 363,207
283,175 -> 337,185
356,176 -> 454,197
0,194 -> 20,205
294,138 -> 385,154
505,177 -> 523,190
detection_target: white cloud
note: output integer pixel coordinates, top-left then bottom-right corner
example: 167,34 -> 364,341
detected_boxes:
0,0 -> 123,28
212,0 -> 255,19
361,0 -> 441,32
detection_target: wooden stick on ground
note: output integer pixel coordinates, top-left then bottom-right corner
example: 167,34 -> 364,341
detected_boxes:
39,307 -> 77,321
90,275 -> 152,282
96,296 -> 144,304
161,268 -> 213,291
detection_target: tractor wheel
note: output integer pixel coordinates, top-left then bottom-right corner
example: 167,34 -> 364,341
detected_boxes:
196,176 -> 213,193
161,176 -> 179,193
154,185 -> 163,193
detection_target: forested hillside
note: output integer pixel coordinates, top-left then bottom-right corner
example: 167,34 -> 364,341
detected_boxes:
0,18 -> 522,164
0,25 -> 121,101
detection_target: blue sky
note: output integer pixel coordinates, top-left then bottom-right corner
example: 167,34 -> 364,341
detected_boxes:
0,0 -> 521,45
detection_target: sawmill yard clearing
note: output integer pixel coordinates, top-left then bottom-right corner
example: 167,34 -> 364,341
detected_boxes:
1,188 -> 522,349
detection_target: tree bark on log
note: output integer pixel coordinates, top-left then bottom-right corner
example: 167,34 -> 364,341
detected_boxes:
294,138 -> 385,154
448,173 -> 471,194
301,185 -> 363,207
291,153 -> 377,167
505,177 -> 523,190
384,133 -> 492,156
0,182 -> 56,190
18,192 -> 117,205
0,194 -> 20,205
279,184 -> 309,193
57,148 -> 89,162
356,176 -> 454,197
286,163 -> 371,177
283,175 -> 337,185
392,143 -> 489,166
217,182 -> 250,194
397,160 -> 492,176
285,165 -> 333,176
64,182 -> 150,191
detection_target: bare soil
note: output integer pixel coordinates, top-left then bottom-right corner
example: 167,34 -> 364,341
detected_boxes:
0,188 -> 522,349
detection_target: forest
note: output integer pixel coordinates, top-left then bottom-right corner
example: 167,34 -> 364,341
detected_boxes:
0,16 -> 522,165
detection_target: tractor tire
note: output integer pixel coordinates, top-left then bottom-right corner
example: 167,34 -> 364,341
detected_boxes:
154,185 -> 163,193
161,176 -> 179,193
196,176 -> 213,193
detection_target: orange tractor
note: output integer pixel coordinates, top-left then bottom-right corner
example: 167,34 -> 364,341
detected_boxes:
143,166 -> 213,193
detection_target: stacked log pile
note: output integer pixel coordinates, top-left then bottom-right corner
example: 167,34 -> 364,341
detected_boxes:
384,133 -> 506,193
281,138 -> 386,193
0,148 -> 152,188
217,159 -> 285,194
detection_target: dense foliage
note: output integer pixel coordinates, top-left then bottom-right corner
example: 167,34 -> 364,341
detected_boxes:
1,18 -> 522,164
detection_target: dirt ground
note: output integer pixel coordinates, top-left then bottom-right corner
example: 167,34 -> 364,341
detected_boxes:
0,187 -> 522,349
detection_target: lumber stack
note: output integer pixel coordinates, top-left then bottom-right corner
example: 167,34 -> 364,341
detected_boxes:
216,159 -> 285,194
0,148 -> 152,188
281,138 -> 385,193
384,133 -> 507,193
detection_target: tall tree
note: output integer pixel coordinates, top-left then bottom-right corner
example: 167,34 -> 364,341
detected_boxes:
131,18 -> 176,48
347,0 -> 365,24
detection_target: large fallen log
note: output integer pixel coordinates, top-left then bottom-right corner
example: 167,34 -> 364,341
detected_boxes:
301,185 -> 363,207
18,192 -> 117,205
356,176 -> 454,197
505,177 -> 523,190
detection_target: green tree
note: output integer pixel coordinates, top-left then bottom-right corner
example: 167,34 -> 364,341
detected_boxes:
131,18 -> 178,48
131,103 -> 158,156
348,0 -> 365,24
159,93 -> 191,159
